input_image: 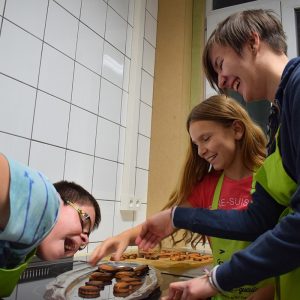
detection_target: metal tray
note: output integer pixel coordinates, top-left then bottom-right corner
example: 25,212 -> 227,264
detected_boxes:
44,261 -> 161,300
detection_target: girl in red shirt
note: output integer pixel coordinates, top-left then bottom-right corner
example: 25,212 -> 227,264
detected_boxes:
90,95 -> 273,299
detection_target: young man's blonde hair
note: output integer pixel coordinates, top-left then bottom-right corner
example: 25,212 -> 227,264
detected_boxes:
163,95 -> 267,248
203,9 -> 287,93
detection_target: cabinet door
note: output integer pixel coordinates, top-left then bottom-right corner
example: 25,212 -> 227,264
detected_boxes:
205,0 -> 281,133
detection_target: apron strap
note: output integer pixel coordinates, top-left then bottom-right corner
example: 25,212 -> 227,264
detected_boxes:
211,172 -> 224,210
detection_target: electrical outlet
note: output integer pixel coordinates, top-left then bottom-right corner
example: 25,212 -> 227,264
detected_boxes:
120,195 -> 141,211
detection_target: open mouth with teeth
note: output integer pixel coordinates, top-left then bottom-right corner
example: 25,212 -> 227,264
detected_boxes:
207,154 -> 217,164
232,79 -> 240,92
64,238 -> 76,253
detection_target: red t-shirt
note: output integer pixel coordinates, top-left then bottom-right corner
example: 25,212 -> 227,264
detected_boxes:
188,170 -> 253,210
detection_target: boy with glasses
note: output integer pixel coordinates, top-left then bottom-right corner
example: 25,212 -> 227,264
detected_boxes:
0,153 -> 101,297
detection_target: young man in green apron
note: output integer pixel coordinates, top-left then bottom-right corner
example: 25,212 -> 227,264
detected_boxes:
135,9 -> 300,300
0,154 -> 101,297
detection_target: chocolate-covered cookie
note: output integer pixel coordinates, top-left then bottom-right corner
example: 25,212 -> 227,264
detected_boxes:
78,285 -> 100,298
85,280 -> 105,289
134,264 -> 149,276
89,271 -> 114,283
115,271 -> 136,279
116,265 -> 134,272
121,276 -> 142,283
98,263 -> 118,273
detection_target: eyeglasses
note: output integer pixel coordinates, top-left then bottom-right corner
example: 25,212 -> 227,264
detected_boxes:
66,200 -> 91,250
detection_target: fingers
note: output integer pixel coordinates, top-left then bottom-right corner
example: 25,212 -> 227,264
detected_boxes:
137,222 -> 148,241
135,235 -> 141,246
163,279 -> 204,300
89,235 -> 132,265
137,231 -> 155,250
145,234 -> 161,250
135,223 -> 150,249
112,244 -> 128,261
137,234 -> 161,251
136,221 -> 163,251
163,283 -> 185,300
88,239 -> 120,266
181,286 -> 189,300
167,282 -> 186,298
88,244 -> 105,266
168,287 -> 183,299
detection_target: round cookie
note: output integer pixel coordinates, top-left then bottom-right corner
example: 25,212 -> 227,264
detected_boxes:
116,265 -> 134,272
115,271 -> 136,279
121,277 -> 142,283
78,285 -> 100,298
89,271 -> 114,282
134,264 -> 149,276
113,281 -> 131,293
98,263 -> 118,273
113,291 -> 130,297
85,280 -> 105,289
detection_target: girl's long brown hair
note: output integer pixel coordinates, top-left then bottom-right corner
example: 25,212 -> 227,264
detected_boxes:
162,95 -> 267,248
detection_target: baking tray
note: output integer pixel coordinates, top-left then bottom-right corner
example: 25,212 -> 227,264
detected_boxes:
44,261 -> 161,300
108,248 -> 213,277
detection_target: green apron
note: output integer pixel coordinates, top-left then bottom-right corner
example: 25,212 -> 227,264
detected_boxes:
0,248 -> 36,297
255,130 -> 299,300
211,173 -> 270,300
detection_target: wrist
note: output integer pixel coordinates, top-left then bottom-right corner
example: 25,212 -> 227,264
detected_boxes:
204,266 -> 226,294
170,206 -> 177,228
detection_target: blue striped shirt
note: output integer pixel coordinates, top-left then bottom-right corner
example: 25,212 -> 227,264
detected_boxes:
0,157 -> 60,268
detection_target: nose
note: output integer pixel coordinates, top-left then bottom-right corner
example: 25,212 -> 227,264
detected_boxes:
197,145 -> 206,158
80,232 -> 89,248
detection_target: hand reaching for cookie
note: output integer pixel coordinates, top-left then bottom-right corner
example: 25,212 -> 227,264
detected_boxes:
135,208 -> 176,250
88,225 -> 142,266
161,276 -> 218,300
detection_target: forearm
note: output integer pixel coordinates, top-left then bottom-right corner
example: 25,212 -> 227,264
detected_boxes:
173,184 -> 285,241
213,209 -> 300,290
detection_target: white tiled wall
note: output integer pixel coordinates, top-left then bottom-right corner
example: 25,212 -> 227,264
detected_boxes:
0,0 -> 157,259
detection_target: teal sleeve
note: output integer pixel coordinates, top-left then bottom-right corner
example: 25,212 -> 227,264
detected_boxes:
0,157 -> 60,268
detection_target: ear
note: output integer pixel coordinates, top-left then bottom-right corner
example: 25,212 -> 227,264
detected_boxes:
248,32 -> 260,55
232,120 -> 244,141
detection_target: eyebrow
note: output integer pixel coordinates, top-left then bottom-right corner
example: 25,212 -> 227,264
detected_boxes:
192,133 -> 208,143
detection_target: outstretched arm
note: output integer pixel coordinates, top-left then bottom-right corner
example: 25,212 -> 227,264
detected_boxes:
173,184 -> 285,240
135,185 -> 285,251
89,225 -> 142,266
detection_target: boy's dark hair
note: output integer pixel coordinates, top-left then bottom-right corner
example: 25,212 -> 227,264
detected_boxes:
54,181 -> 101,230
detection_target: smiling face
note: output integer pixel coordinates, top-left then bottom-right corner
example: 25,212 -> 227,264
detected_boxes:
36,201 -> 96,260
209,42 -> 267,102
189,120 -> 243,172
